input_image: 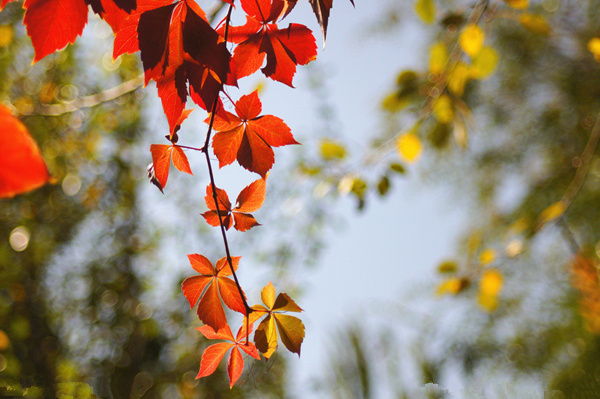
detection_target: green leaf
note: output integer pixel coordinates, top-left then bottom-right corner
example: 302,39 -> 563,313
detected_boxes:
377,175 -> 390,196
389,163 -> 406,174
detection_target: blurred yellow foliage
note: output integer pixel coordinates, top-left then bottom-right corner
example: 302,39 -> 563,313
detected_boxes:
429,42 -> 448,75
436,277 -> 464,295
459,24 -> 485,57
478,269 -> 503,312
396,131 -> 423,163
588,37 -> 600,61
0,25 -> 13,47
504,0 -> 528,9
479,248 -> 497,266
471,46 -> 499,79
519,14 -> 551,35
415,0 -> 435,24
320,139 -> 346,161
537,201 -> 566,227
448,61 -> 471,96
432,94 -> 454,124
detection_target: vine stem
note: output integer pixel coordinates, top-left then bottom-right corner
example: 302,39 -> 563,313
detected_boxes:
201,4 -> 254,341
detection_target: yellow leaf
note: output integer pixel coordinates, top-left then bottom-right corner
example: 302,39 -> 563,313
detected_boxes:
478,248 -> 497,266
519,14 -> 550,36
273,293 -> 303,312
261,282 -> 276,310
255,315 -> 278,360
538,201 -> 566,225
429,42 -> 448,75
480,269 -> 503,297
471,46 -> 499,80
432,94 -> 454,124
588,38 -> 600,61
504,0 -> 528,9
478,293 -> 499,312
273,314 -> 305,356
320,139 -> 346,161
459,24 -> 485,57
396,132 -> 423,163
415,0 -> 435,24
436,277 -> 465,296
448,61 -> 471,96
0,25 -> 13,47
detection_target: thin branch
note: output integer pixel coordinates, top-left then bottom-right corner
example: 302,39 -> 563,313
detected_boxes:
23,74 -> 145,116
201,4 -> 253,319
560,111 -> 600,211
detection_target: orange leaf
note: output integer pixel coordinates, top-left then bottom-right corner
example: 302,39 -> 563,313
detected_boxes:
197,280 -> 228,330
232,213 -> 260,232
197,324 -> 260,387
227,347 -> 244,388
181,254 -> 247,331
181,275 -> 211,309
235,177 -> 266,212
150,144 -> 193,191
202,179 -> 265,232
197,342 -> 234,378
0,104 -> 50,198
171,146 -> 192,174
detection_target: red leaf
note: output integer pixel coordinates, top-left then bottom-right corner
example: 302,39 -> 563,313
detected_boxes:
1,0 -> 17,10
309,0 -> 355,45
23,0 -> 89,62
223,13 -> 317,86
211,91 -> 299,177
197,342 -> 234,378
0,105 -> 50,198
113,0 -> 173,59
86,0 -> 135,32
156,66 -> 187,135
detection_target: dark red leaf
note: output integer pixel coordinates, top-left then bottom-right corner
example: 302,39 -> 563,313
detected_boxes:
211,91 -> 298,177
